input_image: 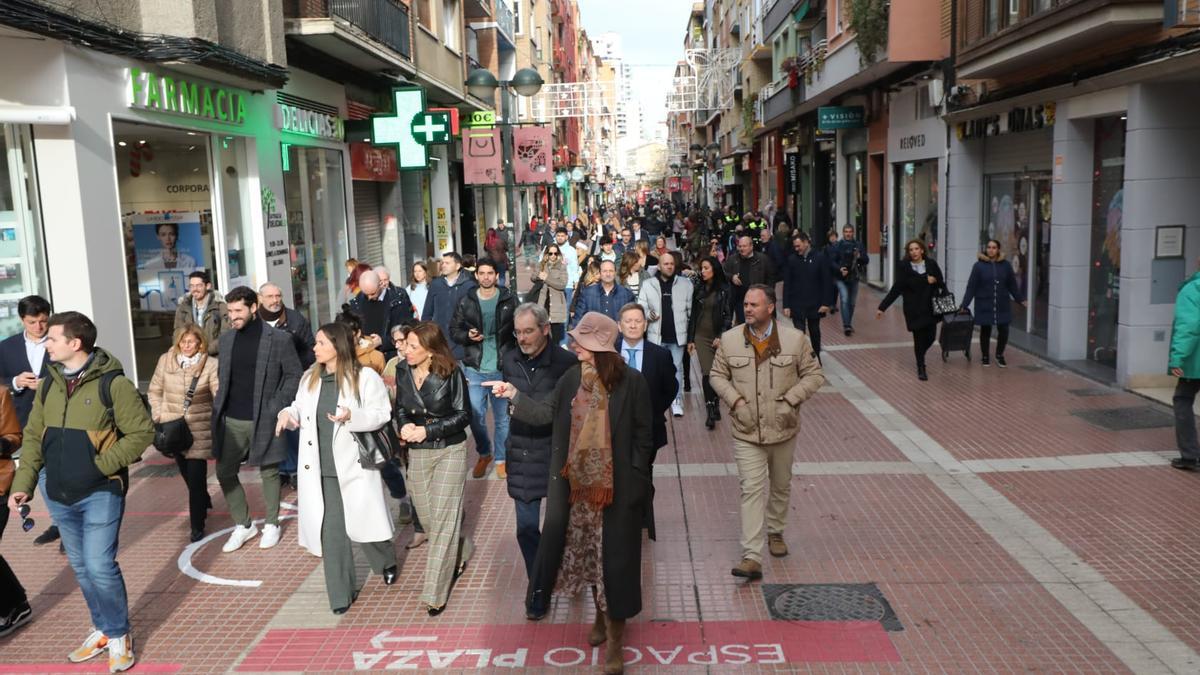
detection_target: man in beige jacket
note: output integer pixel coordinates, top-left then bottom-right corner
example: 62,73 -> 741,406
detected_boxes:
709,284 -> 825,580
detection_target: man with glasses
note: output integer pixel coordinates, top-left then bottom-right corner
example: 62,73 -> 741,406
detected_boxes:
499,303 -> 576,619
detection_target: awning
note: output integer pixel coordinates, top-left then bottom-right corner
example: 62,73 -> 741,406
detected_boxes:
0,105 -> 75,124
794,0 -> 810,23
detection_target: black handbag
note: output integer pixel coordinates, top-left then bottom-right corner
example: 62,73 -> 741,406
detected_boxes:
524,277 -> 545,304
154,373 -> 200,458
353,424 -> 401,470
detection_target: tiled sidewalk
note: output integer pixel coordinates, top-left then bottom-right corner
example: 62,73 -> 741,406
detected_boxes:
2,285 -> 1198,673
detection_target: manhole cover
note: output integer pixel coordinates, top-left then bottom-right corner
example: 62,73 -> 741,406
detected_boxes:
763,583 -> 902,631
132,463 -> 179,478
1071,406 -> 1173,431
1068,388 -> 1111,397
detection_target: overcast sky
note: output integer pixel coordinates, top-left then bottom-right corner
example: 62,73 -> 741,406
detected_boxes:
576,0 -> 693,132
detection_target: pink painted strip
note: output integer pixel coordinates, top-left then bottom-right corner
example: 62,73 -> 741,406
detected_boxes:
0,664 -> 182,673
237,620 -> 899,671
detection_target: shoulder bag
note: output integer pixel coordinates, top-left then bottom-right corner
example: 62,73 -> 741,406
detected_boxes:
353,423 -> 401,470
154,374 -> 199,458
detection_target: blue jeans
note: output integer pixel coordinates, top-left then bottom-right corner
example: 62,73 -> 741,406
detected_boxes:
664,342 -> 684,405
465,368 -> 509,462
45,490 -> 130,637
514,498 -> 542,580
836,278 -> 859,329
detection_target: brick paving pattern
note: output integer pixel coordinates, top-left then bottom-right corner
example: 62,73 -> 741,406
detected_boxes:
0,283 -> 1197,672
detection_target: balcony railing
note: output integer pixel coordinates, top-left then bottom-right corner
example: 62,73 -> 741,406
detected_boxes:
497,0 -> 515,43
328,0 -> 411,58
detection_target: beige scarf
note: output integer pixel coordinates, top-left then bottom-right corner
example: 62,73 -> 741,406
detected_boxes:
564,362 -> 614,507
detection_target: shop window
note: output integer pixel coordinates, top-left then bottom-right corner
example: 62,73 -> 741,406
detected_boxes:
0,125 -> 49,337
1088,116 -> 1126,367
215,135 -> 256,288
513,0 -> 522,34
282,145 -> 349,325
1032,0 -> 1056,13
985,0 -> 1003,35
114,121 -> 223,380
847,153 -> 867,243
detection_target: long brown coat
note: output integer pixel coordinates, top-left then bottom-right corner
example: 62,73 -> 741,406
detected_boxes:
0,387 -> 23,494
537,260 -> 569,323
148,351 -> 219,460
512,363 -> 654,621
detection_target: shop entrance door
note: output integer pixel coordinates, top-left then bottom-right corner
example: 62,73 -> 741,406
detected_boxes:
1027,177 -> 1052,338
983,173 -> 1050,335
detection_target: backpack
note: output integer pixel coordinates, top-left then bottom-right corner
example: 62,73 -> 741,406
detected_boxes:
40,369 -> 151,441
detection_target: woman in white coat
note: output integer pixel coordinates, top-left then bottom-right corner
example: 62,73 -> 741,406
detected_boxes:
275,321 -> 396,615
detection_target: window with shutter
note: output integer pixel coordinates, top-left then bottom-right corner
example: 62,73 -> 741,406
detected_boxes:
353,181 -> 384,267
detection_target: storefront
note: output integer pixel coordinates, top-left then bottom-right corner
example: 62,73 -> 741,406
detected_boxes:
275,72 -> 354,326
887,86 -> 945,288
0,124 -> 50,337
948,103 -> 1054,344
0,34 -> 284,381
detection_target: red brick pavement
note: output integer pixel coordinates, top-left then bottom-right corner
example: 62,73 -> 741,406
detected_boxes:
0,277 -> 1195,673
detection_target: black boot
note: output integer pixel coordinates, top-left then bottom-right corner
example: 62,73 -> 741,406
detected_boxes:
705,401 -> 717,430
917,364 -> 928,381
702,375 -> 721,421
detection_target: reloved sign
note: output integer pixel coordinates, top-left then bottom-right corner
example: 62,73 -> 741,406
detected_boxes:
237,620 -> 899,671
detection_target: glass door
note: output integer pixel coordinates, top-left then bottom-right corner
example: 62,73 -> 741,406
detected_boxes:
1029,177 -> 1052,338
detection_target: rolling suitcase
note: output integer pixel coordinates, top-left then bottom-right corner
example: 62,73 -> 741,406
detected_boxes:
939,310 -> 974,362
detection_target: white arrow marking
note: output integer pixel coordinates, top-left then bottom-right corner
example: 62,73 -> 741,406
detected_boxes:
371,631 -> 440,649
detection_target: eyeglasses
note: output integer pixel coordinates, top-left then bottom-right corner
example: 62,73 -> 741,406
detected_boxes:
547,252 -> 560,257
513,328 -> 542,338
18,503 -> 34,533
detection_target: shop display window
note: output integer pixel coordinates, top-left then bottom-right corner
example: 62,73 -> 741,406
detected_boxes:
0,125 -> 49,337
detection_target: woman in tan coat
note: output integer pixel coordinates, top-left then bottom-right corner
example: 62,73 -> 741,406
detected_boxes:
148,325 -> 220,542
537,244 -> 569,344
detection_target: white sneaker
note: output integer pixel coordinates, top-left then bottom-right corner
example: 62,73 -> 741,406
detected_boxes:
107,634 -> 135,673
259,523 -> 282,549
221,523 -> 259,553
672,401 -> 684,417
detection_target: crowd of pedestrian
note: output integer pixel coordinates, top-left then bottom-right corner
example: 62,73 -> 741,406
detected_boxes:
0,195 -> 1108,675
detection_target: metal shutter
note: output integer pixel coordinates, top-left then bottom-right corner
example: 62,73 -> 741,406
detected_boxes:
353,181 -> 383,266
984,129 -> 1053,175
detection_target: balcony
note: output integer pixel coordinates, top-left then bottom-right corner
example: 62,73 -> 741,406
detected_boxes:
496,0 -> 516,46
958,0 -> 1163,78
761,78 -> 804,125
763,0 -> 799,39
465,0 -> 492,20
284,0 -> 413,72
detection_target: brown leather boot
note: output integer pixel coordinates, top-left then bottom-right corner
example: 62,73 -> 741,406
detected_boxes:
603,617 -> 626,674
588,588 -> 607,646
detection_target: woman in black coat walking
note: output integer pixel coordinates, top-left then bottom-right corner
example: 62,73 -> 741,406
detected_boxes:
486,312 -> 653,675
687,256 -> 734,429
960,239 -> 1025,368
877,239 -> 945,381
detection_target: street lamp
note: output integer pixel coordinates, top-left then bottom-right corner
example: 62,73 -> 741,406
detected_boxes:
465,67 -> 545,285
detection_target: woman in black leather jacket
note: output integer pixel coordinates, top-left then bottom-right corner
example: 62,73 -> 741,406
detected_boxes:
393,321 -> 472,616
687,256 -> 734,429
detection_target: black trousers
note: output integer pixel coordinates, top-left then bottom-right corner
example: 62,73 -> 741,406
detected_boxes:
174,456 -> 211,532
0,498 -> 26,613
790,307 -> 824,355
913,325 -> 937,368
551,323 -> 565,345
979,324 -> 1009,358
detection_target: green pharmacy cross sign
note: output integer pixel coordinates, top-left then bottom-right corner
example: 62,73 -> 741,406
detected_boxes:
371,86 -> 452,171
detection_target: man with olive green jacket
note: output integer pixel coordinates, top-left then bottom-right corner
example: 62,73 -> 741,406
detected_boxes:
7,311 -> 153,672
709,285 -> 824,581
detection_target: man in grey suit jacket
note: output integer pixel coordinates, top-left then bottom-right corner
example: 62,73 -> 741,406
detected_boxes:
211,286 -> 303,553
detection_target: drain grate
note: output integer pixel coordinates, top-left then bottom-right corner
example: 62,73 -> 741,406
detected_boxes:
1071,406 -> 1173,431
1068,388 -> 1112,397
763,583 -> 902,631
132,463 -> 180,478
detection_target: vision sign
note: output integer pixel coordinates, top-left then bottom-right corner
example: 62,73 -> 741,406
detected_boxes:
126,68 -> 247,125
